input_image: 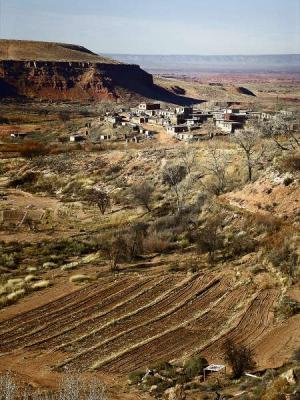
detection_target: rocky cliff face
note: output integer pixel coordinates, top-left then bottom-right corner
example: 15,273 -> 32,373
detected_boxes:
0,60 -> 154,101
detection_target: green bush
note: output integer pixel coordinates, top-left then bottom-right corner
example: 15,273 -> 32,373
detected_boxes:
275,297 -> 300,320
184,356 -> 208,379
128,371 -> 144,385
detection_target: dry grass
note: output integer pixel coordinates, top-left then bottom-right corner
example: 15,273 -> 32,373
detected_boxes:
69,274 -> 91,283
31,280 -> 51,290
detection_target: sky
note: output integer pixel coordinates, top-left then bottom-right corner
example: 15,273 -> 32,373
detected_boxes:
0,0 -> 299,55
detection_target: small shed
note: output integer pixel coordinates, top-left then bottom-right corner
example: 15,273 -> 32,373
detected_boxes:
70,134 -> 86,142
203,364 -> 226,381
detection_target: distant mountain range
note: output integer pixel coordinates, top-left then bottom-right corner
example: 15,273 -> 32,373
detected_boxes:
103,54 -> 300,74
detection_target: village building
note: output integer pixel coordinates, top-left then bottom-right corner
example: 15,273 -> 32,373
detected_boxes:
215,120 -> 243,133
10,132 -> 31,139
70,134 -> 86,142
280,110 -> 294,117
99,134 -> 112,141
168,114 -> 186,125
166,125 -> 189,135
144,130 -> 154,139
131,116 -> 148,124
104,115 -> 123,125
175,106 -> 193,116
138,102 -> 161,111
261,111 -> 278,120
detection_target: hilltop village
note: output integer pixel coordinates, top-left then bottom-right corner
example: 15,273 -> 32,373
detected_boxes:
62,102 -> 295,145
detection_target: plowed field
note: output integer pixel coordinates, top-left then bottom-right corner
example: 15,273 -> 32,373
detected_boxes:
0,271 -> 280,376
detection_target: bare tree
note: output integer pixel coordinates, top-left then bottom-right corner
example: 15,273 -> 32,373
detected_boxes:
255,113 -> 300,151
162,164 -> 187,212
203,144 -> 229,195
101,231 -> 128,271
86,188 -> 111,215
232,130 -> 262,182
223,340 -> 256,379
126,222 -> 148,261
179,146 -> 196,174
197,212 -> 224,263
131,181 -> 154,211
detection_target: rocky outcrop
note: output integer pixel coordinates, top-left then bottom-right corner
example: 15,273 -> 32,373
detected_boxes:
163,385 -> 186,400
0,60 -> 154,101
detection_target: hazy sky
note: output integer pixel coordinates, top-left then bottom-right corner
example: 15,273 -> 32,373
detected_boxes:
0,0 -> 299,55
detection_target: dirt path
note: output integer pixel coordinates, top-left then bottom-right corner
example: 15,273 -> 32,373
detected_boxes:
141,123 -> 179,145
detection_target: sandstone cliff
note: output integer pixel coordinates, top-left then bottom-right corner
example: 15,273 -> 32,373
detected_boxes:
0,60 -> 154,101
0,40 -> 198,104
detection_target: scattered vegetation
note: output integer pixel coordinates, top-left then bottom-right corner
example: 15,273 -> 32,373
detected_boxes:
223,340 -> 256,379
0,372 -> 107,400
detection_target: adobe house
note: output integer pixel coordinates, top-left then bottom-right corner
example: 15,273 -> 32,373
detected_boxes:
131,116 -> 148,124
144,130 -> 154,138
69,134 -> 86,142
138,102 -> 161,111
166,125 -> 189,135
261,111 -> 278,120
215,120 -> 243,133
99,134 -> 112,141
175,106 -> 193,116
10,132 -> 30,139
104,115 -> 123,125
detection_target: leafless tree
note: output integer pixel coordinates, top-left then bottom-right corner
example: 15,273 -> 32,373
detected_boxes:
126,222 -> 148,260
203,144 -> 229,195
162,164 -> 187,212
101,231 -> 128,271
232,130 -> 263,182
86,188 -> 111,215
179,146 -> 196,174
255,113 -> 300,151
131,181 -> 154,211
197,212 -> 224,263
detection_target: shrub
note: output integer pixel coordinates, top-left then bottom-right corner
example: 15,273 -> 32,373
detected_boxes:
6,289 -> 25,301
143,233 -> 173,254
261,377 -> 290,400
85,188 -> 111,215
24,274 -> 38,282
18,142 -> 49,159
265,237 -> 299,278
251,214 -> 281,234
197,213 -> 225,262
223,340 -> 256,379
31,280 -> 50,290
226,232 -> 257,258
283,176 -> 294,186
69,274 -> 91,283
279,152 -> 300,172
292,347 -> 300,362
128,370 -> 144,385
275,297 -> 300,320
10,171 -> 37,188
185,356 -> 208,379
131,181 -> 154,211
